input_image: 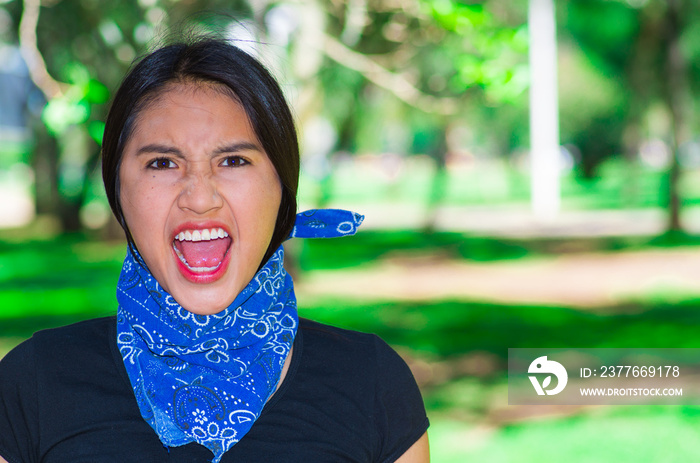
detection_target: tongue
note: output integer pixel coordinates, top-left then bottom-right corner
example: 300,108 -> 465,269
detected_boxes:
174,237 -> 231,268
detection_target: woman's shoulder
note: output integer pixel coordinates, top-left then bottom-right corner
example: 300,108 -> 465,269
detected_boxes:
1,316 -> 116,369
295,317 -> 418,390
298,317 -> 378,344
257,317 -> 429,462
32,315 -> 113,343
297,317 -> 400,364
33,315 -> 116,338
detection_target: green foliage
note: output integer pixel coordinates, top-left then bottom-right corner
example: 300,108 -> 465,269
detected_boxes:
557,44 -> 627,142
7,0 -> 700,231
313,0 -> 530,162
41,62 -> 110,137
42,97 -> 89,137
422,0 -> 529,104
428,1 -> 489,32
88,120 -> 106,145
564,0 -> 639,69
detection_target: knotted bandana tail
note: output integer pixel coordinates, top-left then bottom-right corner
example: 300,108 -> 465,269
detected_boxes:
117,209 -> 363,462
290,209 -> 364,239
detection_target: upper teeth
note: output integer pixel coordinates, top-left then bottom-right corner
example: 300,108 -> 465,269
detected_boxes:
175,228 -> 229,242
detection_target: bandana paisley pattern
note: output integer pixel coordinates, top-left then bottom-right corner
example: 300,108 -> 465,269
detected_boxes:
117,209 -> 363,462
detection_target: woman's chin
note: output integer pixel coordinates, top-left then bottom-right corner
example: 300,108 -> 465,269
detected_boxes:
172,290 -> 233,316
166,269 -> 247,316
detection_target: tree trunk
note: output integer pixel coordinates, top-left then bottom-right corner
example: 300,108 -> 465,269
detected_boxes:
662,0 -> 690,232
624,8 -> 660,208
423,125 -> 448,233
32,128 -> 60,216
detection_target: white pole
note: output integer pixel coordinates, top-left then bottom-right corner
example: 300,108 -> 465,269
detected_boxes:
529,0 -> 560,220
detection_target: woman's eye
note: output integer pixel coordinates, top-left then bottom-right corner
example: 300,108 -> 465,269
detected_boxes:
221,156 -> 248,167
148,158 -> 176,169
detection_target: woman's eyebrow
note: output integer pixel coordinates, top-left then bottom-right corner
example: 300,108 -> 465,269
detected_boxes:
135,144 -> 184,158
214,142 -> 262,154
134,142 -> 262,157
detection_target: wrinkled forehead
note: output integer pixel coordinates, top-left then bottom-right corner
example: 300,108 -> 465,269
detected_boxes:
125,80 -> 257,149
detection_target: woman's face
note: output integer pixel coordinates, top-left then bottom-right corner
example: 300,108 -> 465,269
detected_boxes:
119,83 -> 282,315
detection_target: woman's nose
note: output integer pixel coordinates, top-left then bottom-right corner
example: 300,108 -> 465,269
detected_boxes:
177,171 -> 224,214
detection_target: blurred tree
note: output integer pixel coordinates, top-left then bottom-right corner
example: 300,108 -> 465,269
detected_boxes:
559,0 -> 637,179
3,0 -> 529,232
303,0 -> 529,225
10,0 -> 137,231
8,0 -> 254,231
655,0 -> 694,231
8,0 -> 698,234
562,0 -> 699,231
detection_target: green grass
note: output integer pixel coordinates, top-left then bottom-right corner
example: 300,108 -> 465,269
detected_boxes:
299,298 -> 700,358
297,228 -> 700,271
429,405 -> 700,463
0,234 -> 124,331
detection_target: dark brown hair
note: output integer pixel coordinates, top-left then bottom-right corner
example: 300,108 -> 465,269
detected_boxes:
101,38 -> 299,264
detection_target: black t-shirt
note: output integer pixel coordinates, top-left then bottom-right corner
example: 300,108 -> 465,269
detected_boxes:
0,317 -> 428,462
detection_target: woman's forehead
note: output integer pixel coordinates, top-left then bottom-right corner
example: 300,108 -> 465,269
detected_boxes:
128,81 -> 251,145
143,80 -> 241,112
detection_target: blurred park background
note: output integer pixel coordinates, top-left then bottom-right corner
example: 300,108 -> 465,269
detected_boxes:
3,0 -> 700,460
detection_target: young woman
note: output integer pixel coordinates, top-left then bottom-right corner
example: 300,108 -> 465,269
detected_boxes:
0,37 -> 429,462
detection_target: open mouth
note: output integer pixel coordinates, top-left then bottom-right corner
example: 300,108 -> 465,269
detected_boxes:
172,227 -> 233,276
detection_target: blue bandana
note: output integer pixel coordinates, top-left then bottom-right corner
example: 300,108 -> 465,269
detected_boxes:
117,209 -> 363,462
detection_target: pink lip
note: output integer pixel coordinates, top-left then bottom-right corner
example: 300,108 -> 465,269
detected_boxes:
171,221 -> 233,284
